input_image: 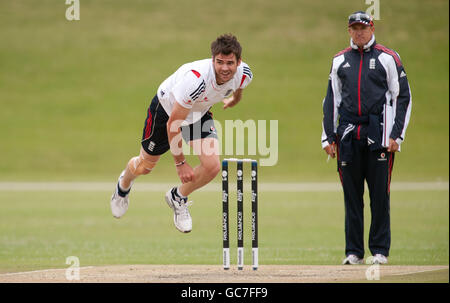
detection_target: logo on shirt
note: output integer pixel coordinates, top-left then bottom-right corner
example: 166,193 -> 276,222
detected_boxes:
369,58 -> 376,69
400,71 -> 407,78
196,96 -> 209,103
189,80 -> 206,101
225,89 -> 233,97
243,66 -> 253,79
342,62 -> 351,68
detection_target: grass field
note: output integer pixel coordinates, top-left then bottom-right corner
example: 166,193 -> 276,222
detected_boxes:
0,187 -> 447,274
0,0 -> 448,282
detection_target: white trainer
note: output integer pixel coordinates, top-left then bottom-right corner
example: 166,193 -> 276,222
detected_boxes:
342,254 -> 364,265
110,170 -> 132,218
371,254 -> 388,264
165,187 -> 193,233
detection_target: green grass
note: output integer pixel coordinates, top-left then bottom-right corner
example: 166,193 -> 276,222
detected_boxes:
0,189 -> 447,273
0,0 -> 448,181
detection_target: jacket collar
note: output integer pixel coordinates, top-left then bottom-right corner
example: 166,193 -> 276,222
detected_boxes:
350,34 -> 376,52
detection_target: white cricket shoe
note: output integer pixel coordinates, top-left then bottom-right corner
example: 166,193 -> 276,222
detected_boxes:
371,254 -> 388,264
342,254 -> 364,265
165,187 -> 193,233
110,170 -> 132,218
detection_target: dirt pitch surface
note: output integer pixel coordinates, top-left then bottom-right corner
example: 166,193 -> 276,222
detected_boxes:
0,265 -> 448,283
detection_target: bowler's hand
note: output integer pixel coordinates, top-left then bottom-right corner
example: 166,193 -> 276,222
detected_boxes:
222,96 -> 236,109
324,142 -> 336,158
387,138 -> 399,153
176,162 -> 195,184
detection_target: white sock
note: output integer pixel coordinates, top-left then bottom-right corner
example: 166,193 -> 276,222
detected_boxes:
176,186 -> 187,199
119,178 -> 132,192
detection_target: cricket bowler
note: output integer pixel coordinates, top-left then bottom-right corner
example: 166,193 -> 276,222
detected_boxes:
110,34 -> 253,233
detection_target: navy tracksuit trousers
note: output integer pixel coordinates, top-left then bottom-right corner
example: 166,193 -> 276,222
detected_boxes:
337,139 -> 394,258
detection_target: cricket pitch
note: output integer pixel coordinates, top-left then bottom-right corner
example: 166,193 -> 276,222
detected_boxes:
0,265 -> 447,283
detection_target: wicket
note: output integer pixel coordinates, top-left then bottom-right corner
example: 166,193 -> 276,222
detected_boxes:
222,158 -> 258,270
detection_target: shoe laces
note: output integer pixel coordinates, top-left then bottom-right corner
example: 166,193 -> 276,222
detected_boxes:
177,200 -> 193,219
114,192 -> 128,208
120,198 -> 129,208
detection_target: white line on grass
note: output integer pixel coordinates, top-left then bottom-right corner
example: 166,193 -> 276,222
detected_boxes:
390,268 -> 448,276
0,266 -> 94,276
0,181 -> 447,192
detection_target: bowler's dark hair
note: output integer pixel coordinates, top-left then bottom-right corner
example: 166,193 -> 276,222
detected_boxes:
211,34 -> 242,61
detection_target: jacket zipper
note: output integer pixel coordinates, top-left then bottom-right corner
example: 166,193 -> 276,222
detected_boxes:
357,48 -> 363,140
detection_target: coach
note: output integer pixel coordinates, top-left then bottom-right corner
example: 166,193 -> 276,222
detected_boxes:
321,11 -> 412,265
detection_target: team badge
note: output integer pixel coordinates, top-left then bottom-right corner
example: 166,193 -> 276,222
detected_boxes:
370,58 -> 376,69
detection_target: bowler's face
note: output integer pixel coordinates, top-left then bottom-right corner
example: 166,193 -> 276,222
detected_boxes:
348,23 -> 374,48
213,53 -> 241,85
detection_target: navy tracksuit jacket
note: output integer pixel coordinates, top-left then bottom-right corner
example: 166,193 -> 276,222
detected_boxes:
321,35 -> 412,258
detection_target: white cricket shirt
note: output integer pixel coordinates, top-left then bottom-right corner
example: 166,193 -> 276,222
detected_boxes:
157,58 -> 253,124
